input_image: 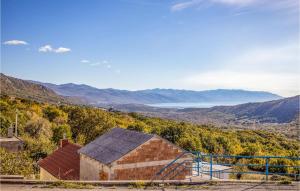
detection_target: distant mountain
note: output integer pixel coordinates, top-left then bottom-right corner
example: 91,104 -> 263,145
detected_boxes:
36,82 -> 282,105
180,95 -> 300,123
112,96 -> 300,139
0,73 -> 82,104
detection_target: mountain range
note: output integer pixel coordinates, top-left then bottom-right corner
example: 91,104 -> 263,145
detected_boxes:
1,73 -> 299,137
33,80 -> 282,105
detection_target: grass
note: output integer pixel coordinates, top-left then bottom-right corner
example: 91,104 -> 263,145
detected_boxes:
42,181 -> 95,189
278,180 -> 292,185
128,181 -> 146,189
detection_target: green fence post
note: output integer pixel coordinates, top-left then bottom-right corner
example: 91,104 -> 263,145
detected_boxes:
265,157 -> 269,181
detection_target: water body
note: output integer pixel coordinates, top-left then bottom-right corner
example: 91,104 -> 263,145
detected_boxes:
147,101 -> 247,109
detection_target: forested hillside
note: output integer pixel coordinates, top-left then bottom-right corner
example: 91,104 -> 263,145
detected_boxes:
0,95 -> 299,177
0,73 -> 83,105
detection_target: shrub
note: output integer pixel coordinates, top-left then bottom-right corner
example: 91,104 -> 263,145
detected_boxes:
0,148 -> 34,177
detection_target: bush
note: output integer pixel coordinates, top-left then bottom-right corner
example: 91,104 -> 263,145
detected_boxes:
0,148 -> 34,177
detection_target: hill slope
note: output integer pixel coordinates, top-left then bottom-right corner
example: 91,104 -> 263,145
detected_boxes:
179,96 -> 300,123
207,95 -> 300,123
0,73 -> 80,104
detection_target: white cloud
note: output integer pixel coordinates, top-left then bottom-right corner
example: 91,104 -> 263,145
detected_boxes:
90,62 -> 101,66
211,0 -> 258,6
38,45 -> 71,53
171,0 -> 298,12
171,0 -> 202,12
81,60 -> 90,63
39,45 -> 53,52
88,60 -> 110,67
180,42 -> 300,96
54,47 -> 71,53
3,40 -> 28,45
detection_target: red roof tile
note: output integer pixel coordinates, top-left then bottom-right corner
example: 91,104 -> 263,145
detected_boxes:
38,142 -> 81,180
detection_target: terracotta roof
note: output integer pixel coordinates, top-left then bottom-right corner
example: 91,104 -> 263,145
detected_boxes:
38,141 -> 81,180
78,127 -> 154,165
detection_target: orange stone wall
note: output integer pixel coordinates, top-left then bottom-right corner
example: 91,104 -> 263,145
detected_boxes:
99,170 -> 108,180
112,137 -> 191,180
113,162 -> 191,180
117,138 -> 182,164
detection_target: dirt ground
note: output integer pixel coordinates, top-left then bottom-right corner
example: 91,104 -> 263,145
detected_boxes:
0,182 -> 299,191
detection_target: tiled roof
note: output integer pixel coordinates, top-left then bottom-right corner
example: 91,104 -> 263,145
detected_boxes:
38,142 -> 81,180
78,127 -> 154,165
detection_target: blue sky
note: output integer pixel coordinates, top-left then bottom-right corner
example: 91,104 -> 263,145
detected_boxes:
1,0 -> 299,96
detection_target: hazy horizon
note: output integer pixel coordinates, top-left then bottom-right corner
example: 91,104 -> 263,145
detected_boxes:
1,0 -> 299,97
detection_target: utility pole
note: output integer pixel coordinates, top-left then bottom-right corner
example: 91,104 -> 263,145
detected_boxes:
15,109 -> 18,137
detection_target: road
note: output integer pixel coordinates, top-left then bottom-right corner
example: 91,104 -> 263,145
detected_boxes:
0,182 -> 299,191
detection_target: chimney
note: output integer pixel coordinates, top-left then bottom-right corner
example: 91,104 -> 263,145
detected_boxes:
60,139 -> 69,148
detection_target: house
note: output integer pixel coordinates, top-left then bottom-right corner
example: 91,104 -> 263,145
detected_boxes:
38,139 -> 81,180
78,127 -> 192,180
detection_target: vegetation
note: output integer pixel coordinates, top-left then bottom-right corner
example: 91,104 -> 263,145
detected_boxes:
0,148 -> 34,177
0,95 -> 299,178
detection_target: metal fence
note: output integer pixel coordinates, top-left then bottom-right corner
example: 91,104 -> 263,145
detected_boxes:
155,151 -> 300,181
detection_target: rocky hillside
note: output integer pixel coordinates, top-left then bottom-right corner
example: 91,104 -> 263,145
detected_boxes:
0,73 -> 80,104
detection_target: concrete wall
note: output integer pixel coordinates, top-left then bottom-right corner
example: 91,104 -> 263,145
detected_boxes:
80,154 -> 111,180
40,168 -> 58,181
0,138 -> 23,152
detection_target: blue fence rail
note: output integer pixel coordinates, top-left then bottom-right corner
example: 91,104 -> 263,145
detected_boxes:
154,151 -> 300,181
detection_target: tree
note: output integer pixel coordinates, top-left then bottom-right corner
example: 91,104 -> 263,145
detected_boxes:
43,106 -> 67,123
66,107 -> 116,144
0,115 -> 11,136
160,126 -> 184,143
52,124 -> 72,144
24,116 -> 52,138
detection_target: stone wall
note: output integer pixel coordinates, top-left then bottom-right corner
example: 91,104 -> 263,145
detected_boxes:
116,137 -> 182,164
111,137 -> 191,180
113,162 -> 190,180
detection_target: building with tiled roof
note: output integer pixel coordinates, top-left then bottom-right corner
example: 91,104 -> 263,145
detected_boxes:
78,127 -> 192,180
38,140 -> 81,180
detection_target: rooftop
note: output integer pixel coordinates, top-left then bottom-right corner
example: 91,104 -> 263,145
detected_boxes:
38,141 -> 81,180
78,127 -> 154,165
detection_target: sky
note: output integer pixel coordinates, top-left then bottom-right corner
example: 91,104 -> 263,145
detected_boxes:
1,0 -> 299,97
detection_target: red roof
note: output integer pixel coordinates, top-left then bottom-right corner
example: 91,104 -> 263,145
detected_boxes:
38,141 -> 81,180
